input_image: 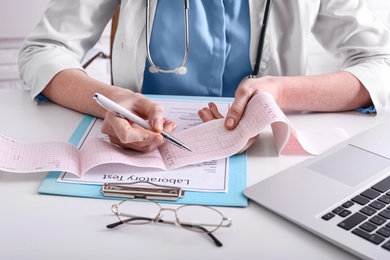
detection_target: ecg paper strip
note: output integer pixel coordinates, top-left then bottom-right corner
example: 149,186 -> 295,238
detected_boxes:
157,92 -> 311,168
0,135 -> 81,174
0,93 -> 347,177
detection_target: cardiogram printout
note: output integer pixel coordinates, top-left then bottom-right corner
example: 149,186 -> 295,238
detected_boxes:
59,98 -> 232,192
0,93 -> 348,192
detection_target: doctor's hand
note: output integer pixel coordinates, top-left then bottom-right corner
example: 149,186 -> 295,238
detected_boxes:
101,93 -> 178,152
225,76 -> 280,131
41,69 -> 178,153
198,102 -> 259,154
198,76 -> 280,153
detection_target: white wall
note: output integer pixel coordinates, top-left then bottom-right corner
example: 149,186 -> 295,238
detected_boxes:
0,0 -> 111,89
0,0 -> 110,39
0,0 -> 50,38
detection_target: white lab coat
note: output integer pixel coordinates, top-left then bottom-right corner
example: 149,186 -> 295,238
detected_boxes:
19,0 -> 390,113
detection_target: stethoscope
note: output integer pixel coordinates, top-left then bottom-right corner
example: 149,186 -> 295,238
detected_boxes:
145,0 -> 273,78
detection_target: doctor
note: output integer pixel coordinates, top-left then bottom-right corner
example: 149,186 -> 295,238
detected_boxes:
19,0 -> 390,152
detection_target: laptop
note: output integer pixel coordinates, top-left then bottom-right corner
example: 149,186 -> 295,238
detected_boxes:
244,124 -> 390,259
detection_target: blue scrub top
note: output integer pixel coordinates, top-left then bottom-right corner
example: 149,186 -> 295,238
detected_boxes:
142,0 -> 252,97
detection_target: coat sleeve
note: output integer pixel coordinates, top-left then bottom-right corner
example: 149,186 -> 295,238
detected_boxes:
312,0 -> 390,114
18,0 -> 120,99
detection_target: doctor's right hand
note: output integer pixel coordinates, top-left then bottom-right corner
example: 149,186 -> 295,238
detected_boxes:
100,92 -> 178,152
41,69 -> 177,153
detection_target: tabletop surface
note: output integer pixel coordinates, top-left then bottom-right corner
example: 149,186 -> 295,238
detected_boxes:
1,89 -> 387,260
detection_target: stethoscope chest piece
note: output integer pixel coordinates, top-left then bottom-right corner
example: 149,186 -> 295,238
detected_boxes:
148,65 -> 188,75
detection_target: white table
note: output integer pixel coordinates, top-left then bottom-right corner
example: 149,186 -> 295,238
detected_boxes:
1,89 -> 383,260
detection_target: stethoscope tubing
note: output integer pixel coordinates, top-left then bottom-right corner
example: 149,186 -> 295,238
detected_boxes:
252,0 -> 273,77
145,0 -> 273,77
145,0 -> 189,74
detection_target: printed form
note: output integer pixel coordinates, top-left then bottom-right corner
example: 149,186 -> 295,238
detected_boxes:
60,98 -> 231,192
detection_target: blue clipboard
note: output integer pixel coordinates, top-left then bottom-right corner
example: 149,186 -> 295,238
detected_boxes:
38,96 -> 248,207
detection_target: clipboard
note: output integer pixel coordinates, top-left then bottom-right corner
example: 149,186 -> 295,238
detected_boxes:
38,95 -> 248,207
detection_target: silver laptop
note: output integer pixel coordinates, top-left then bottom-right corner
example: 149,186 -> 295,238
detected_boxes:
244,124 -> 390,259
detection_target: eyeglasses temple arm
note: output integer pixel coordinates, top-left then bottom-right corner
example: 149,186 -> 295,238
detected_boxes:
106,217 -> 160,229
106,217 -> 223,247
179,223 -> 223,247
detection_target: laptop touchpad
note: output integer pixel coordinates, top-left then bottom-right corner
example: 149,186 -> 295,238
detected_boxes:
307,145 -> 390,187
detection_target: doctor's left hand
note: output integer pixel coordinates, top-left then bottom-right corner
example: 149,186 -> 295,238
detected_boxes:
198,76 -> 280,153
198,102 -> 258,153
101,93 -> 178,152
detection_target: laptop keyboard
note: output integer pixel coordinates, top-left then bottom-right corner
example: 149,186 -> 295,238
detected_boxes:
322,175 -> 390,252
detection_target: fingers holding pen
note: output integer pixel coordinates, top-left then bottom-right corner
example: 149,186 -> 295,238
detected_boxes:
99,93 -> 178,152
132,95 -> 179,139
132,94 -> 166,132
102,115 -> 177,152
101,112 -> 162,152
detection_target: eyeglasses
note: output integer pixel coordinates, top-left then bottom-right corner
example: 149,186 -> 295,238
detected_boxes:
107,199 -> 232,247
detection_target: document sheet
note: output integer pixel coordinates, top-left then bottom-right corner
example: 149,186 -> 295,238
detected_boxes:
64,98 -> 231,192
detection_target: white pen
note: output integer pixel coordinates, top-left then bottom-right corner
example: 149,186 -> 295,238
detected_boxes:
93,93 -> 191,152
